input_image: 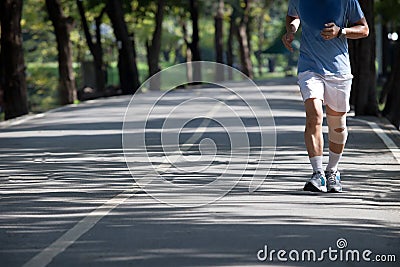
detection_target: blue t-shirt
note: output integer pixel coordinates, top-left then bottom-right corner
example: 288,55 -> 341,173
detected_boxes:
288,0 -> 364,75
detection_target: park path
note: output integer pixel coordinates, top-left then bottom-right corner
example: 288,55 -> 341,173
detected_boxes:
0,78 -> 399,267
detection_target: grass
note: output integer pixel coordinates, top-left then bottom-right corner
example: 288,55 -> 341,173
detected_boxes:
255,71 -> 287,80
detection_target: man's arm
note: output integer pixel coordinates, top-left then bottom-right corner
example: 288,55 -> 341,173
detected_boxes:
282,15 -> 300,52
343,17 -> 369,39
321,17 -> 369,40
286,15 -> 300,33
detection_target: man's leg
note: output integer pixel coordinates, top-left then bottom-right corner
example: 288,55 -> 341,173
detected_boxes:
298,72 -> 327,192
304,98 -> 324,173
303,98 -> 327,192
326,105 -> 347,171
325,105 -> 347,192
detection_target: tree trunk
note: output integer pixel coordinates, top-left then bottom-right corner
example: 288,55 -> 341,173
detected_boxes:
382,41 -> 400,129
182,22 -> 193,83
379,23 -> 391,104
188,0 -> 201,81
106,0 -> 140,94
76,0 -> 106,94
226,12 -> 236,80
46,0 -> 77,105
255,3 -> 266,77
0,3 -> 3,114
349,0 -> 378,116
214,0 -> 224,81
381,24 -> 390,78
0,0 -> 29,120
236,0 -> 253,78
146,0 -> 165,90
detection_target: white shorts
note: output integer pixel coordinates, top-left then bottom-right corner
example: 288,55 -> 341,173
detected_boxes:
298,71 -> 353,112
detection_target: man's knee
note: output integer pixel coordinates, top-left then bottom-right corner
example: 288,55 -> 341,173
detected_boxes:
306,113 -> 323,128
326,114 -> 348,144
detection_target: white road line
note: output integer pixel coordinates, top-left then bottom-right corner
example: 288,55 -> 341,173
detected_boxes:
22,90 -> 233,267
350,118 -> 400,164
22,189 -> 136,267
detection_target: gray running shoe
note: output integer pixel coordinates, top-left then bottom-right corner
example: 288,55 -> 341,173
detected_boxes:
325,170 -> 342,193
303,172 -> 327,192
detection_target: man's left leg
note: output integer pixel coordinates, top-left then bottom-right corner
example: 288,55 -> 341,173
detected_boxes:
325,105 -> 347,192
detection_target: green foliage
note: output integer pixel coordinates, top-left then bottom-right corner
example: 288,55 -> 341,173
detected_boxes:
22,1 -> 59,113
26,63 -> 60,112
376,0 -> 400,24
250,0 -> 288,51
22,0 -> 56,63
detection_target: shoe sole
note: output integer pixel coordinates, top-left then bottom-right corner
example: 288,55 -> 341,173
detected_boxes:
303,182 -> 326,193
328,188 -> 342,193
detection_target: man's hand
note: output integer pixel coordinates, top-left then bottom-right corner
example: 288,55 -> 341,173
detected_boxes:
283,16 -> 300,52
282,31 -> 295,52
321,22 -> 340,40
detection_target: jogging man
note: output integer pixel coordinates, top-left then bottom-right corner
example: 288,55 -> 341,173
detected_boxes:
282,0 -> 369,192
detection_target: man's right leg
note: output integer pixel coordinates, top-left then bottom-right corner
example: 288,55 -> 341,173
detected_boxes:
304,98 -> 324,162
303,98 -> 327,192
298,72 -> 327,192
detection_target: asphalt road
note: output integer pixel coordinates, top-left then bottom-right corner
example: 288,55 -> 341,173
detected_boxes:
0,78 -> 399,267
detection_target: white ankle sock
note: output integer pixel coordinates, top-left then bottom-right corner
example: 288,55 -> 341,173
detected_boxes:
326,150 -> 342,172
309,156 -> 323,173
